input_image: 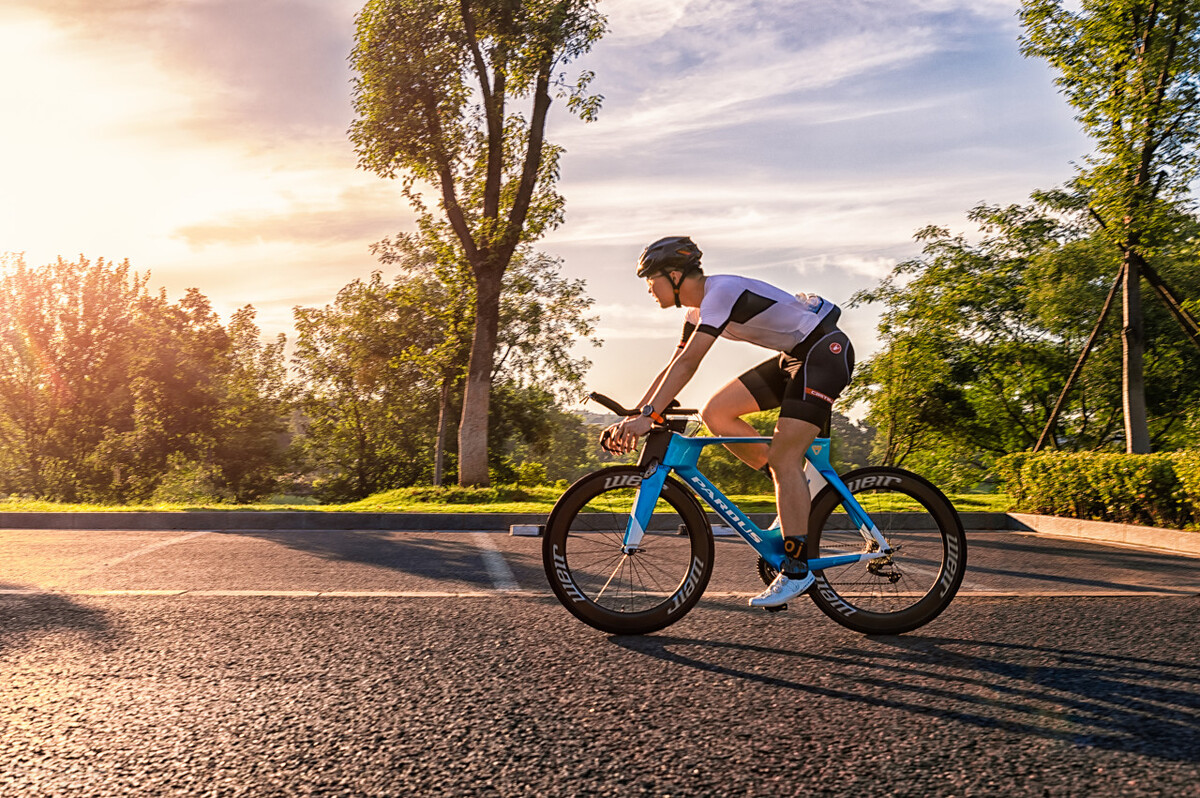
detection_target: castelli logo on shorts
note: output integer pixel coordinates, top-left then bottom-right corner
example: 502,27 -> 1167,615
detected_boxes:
829,342 -> 843,354
805,387 -> 834,403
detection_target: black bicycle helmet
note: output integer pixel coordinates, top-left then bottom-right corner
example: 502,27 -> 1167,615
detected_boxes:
636,236 -> 702,278
637,236 -> 702,308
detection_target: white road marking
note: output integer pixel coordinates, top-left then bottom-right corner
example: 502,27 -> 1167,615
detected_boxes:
0,589 -> 1192,598
472,532 -> 519,592
0,589 -> 544,597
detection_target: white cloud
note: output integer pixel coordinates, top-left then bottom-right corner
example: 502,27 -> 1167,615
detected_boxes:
568,34 -> 939,148
0,0 -> 1093,405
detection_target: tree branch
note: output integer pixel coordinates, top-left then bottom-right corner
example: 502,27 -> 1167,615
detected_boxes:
418,87 -> 480,264
459,0 -> 505,225
501,53 -> 554,262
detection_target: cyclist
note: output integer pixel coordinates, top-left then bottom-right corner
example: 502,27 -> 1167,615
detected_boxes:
603,236 -> 855,608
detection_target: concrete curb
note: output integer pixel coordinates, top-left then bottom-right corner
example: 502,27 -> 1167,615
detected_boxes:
0,510 -> 1195,556
0,510 -> 1009,532
1008,513 -> 1200,557
0,511 -> 552,531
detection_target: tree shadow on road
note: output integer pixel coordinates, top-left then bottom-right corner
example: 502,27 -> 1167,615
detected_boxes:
0,585 -> 112,657
209,529 -> 507,589
612,631 -> 1200,762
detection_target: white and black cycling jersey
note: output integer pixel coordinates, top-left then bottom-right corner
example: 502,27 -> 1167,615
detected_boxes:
680,274 -> 837,354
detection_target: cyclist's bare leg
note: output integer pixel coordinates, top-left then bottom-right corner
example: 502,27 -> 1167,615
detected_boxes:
700,379 -> 768,469
768,417 -> 821,543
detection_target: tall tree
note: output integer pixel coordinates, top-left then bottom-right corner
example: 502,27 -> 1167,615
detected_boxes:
1021,0 -> 1200,452
349,0 -> 605,485
292,247 -> 599,499
373,231 -> 599,484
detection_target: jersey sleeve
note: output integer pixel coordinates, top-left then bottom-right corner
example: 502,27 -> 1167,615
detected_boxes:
695,283 -> 733,337
678,307 -> 700,349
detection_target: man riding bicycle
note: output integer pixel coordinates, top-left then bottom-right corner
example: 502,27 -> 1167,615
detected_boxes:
603,236 -> 856,607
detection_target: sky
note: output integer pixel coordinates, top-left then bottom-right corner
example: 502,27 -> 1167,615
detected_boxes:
0,0 -> 1091,411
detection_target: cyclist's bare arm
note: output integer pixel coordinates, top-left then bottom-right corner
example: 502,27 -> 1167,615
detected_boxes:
634,336 -> 691,409
606,332 -> 717,452
642,330 -> 716,414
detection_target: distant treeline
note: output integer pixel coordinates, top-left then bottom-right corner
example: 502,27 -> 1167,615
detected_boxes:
0,251 -> 606,504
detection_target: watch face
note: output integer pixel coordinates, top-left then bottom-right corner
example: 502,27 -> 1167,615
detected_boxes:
641,405 -> 654,417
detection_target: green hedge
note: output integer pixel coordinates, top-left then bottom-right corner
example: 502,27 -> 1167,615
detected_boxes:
997,451 -> 1200,528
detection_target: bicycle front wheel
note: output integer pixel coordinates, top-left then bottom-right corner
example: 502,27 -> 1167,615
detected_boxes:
543,466 -> 713,635
808,467 -> 967,635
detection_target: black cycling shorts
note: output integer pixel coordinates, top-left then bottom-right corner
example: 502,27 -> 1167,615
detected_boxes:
737,329 -> 855,436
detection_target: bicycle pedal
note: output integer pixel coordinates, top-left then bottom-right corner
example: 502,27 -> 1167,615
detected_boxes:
764,603 -> 787,613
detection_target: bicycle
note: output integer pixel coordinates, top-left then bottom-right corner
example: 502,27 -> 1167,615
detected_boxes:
542,393 -> 967,635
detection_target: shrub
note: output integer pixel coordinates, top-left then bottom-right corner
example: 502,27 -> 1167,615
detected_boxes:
1170,451 -> 1200,527
150,454 -> 231,505
997,451 -> 1187,527
515,461 -> 548,487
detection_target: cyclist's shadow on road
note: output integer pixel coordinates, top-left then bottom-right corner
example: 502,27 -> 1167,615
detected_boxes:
0,586 -> 112,657
612,633 -> 1200,762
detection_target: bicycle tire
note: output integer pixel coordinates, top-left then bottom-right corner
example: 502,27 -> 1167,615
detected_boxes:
543,466 -> 714,635
805,466 -> 966,635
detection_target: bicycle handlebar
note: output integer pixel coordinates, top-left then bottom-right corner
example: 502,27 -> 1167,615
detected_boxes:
588,392 -> 696,417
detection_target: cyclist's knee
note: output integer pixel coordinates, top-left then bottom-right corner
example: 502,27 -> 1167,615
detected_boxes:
767,445 -> 804,475
768,419 -> 819,472
700,397 -> 737,434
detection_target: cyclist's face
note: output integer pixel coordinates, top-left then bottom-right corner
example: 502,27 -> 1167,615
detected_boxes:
646,273 -> 674,307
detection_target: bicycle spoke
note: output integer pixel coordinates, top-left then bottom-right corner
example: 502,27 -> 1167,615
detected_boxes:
808,467 -> 966,634
544,467 -> 714,633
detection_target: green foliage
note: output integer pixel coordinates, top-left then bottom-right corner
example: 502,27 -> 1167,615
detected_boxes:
0,255 -> 291,503
997,450 -> 1197,527
494,250 -> 600,400
358,484 -> 538,506
350,0 -> 607,484
849,192 -> 1200,487
293,271 -> 442,502
350,0 -> 605,245
1021,0 -> 1200,253
829,412 -> 875,472
151,453 -> 229,504
292,251 -> 602,502
1170,451 -> 1200,525
515,461 -> 548,486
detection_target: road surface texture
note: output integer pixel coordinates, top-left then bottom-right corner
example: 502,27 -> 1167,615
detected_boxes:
0,526 -> 1197,797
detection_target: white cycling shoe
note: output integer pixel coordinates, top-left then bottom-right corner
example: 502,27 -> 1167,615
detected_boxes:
749,571 -> 814,608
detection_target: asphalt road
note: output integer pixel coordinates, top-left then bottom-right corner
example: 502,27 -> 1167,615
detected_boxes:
1,527 -> 1197,797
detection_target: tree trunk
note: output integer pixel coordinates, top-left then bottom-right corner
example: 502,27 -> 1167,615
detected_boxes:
1122,249 -> 1151,453
457,266 -> 503,486
433,376 -> 451,487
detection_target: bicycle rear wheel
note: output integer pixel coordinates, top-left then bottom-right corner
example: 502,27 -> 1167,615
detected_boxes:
807,466 -> 967,635
543,466 -> 713,635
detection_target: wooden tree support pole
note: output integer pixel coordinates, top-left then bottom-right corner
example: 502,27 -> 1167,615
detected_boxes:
1133,251 -> 1200,353
1034,263 -> 1125,452
1089,206 -> 1200,353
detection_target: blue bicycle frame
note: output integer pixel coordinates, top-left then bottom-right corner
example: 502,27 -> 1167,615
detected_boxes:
623,434 -> 893,572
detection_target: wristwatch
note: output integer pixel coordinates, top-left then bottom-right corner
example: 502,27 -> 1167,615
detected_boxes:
640,404 -> 666,424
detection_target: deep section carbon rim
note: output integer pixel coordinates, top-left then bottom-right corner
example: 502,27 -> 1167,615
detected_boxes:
807,467 -> 966,635
543,466 -> 713,635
